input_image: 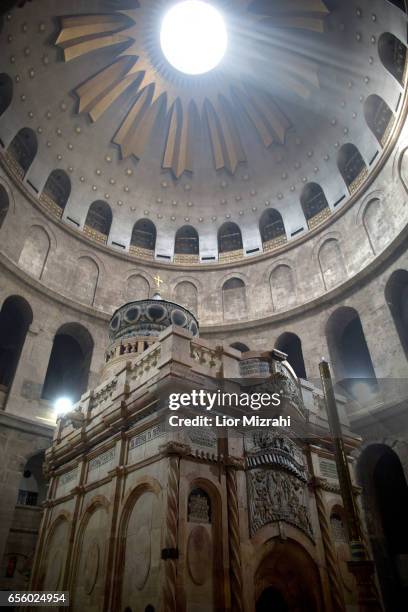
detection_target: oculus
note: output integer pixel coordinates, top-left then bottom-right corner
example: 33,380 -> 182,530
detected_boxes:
160,1 -> 228,75
56,1 -> 330,177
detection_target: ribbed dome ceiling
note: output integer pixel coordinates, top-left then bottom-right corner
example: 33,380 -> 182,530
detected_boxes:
0,0 -> 406,264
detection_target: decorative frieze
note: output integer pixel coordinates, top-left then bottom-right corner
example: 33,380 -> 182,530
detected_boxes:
83,224 -> 108,244
247,468 -> 313,538
349,167 -> 369,195
129,245 -> 154,260
129,423 -> 166,450
307,206 -> 331,230
39,192 -> 63,218
88,447 -> 115,472
262,235 -> 287,253
60,467 -> 78,486
218,249 -> 243,263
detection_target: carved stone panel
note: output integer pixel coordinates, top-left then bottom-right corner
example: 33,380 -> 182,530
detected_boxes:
247,469 -> 313,538
188,488 -> 211,524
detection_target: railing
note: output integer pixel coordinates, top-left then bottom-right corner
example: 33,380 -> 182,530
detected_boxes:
83,224 -> 108,244
307,206 -> 331,230
17,490 -> 38,507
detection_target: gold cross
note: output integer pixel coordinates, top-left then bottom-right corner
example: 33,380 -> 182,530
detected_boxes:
154,274 -> 164,290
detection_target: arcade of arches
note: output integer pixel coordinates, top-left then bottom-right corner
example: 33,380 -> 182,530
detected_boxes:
0,0 -> 408,611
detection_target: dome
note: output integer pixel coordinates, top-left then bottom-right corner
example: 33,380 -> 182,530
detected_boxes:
0,0 -> 406,267
108,294 -> 199,342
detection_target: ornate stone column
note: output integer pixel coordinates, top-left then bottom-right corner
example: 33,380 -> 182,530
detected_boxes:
160,441 -> 189,612
226,456 -> 244,612
312,477 -> 346,612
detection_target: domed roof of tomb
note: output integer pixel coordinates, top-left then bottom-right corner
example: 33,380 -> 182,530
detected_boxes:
0,0 -> 406,266
109,291 -> 199,342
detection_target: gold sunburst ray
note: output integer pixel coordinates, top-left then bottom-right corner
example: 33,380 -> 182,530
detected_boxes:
56,0 -> 331,178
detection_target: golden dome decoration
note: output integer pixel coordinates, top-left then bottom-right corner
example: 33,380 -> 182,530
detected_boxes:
56,0 -> 330,178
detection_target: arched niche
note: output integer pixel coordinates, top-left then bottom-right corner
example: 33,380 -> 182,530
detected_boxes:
337,144 -> 367,192
259,209 -> 286,250
385,269 -> 408,360
18,225 -> 51,280
230,342 -> 250,353
174,281 -> 198,314
0,296 -> 33,405
130,219 -> 156,254
71,256 -> 99,306
222,277 -> 247,321
357,444 -> 408,612
378,32 -> 407,84
0,184 -> 9,230
275,332 -> 306,379
269,264 -> 296,311
38,516 -> 70,591
362,198 -> 391,254
185,481 -> 224,611
174,225 -> 199,262
326,306 -> 377,396
0,73 -> 12,116
218,222 -> 243,260
71,503 -> 110,612
125,274 -> 150,302
318,238 -> 346,290
84,201 -> 112,243
116,486 -> 162,612
41,169 -> 71,216
364,95 -> 394,145
7,127 -> 38,179
255,539 -> 323,612
17,451 -> 46,507
41,323 -> 94,403
300,183 -> 330,229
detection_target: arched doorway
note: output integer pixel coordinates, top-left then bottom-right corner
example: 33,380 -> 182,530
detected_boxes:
358,444 -> 408,612
255,539 -> 322,612
256,587 -> 288,612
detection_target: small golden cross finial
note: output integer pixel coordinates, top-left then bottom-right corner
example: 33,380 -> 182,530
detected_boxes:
154,274 -> 164,290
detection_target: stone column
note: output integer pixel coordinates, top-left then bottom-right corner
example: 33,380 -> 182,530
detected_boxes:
6,325 -> 54,418
160,441 -> 189,612
312,478 -> 346,612
226,457 -> 244,612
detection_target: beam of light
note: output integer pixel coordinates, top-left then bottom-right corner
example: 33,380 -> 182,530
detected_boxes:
160,1 -> 228,75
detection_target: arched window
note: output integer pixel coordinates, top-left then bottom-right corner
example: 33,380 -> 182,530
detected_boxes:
326,307 -> 376,397
275,332 -> 306,379
0,296 -> 33,403
0,184 -> 9,230
187,487 -> 212,523
222,278 -> 247,320
358,444 -> 408,611
84,200 -> 112,243
337,143 -> 367,192
378,32 -> 407,84
40,169 -> 71,216
218,222 -> 243,258
230,342 -> 249,353
17,451 -> 46,507
385,270 -> 408,360
174,225 -> 199,262
300,183 -> 330,229
0,73 -> 12,117
364,95 -> 394,145
259,209 -> 286,249
7,127 -> 38,179
42,323 -> 94,403
130,219 -> 156,254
